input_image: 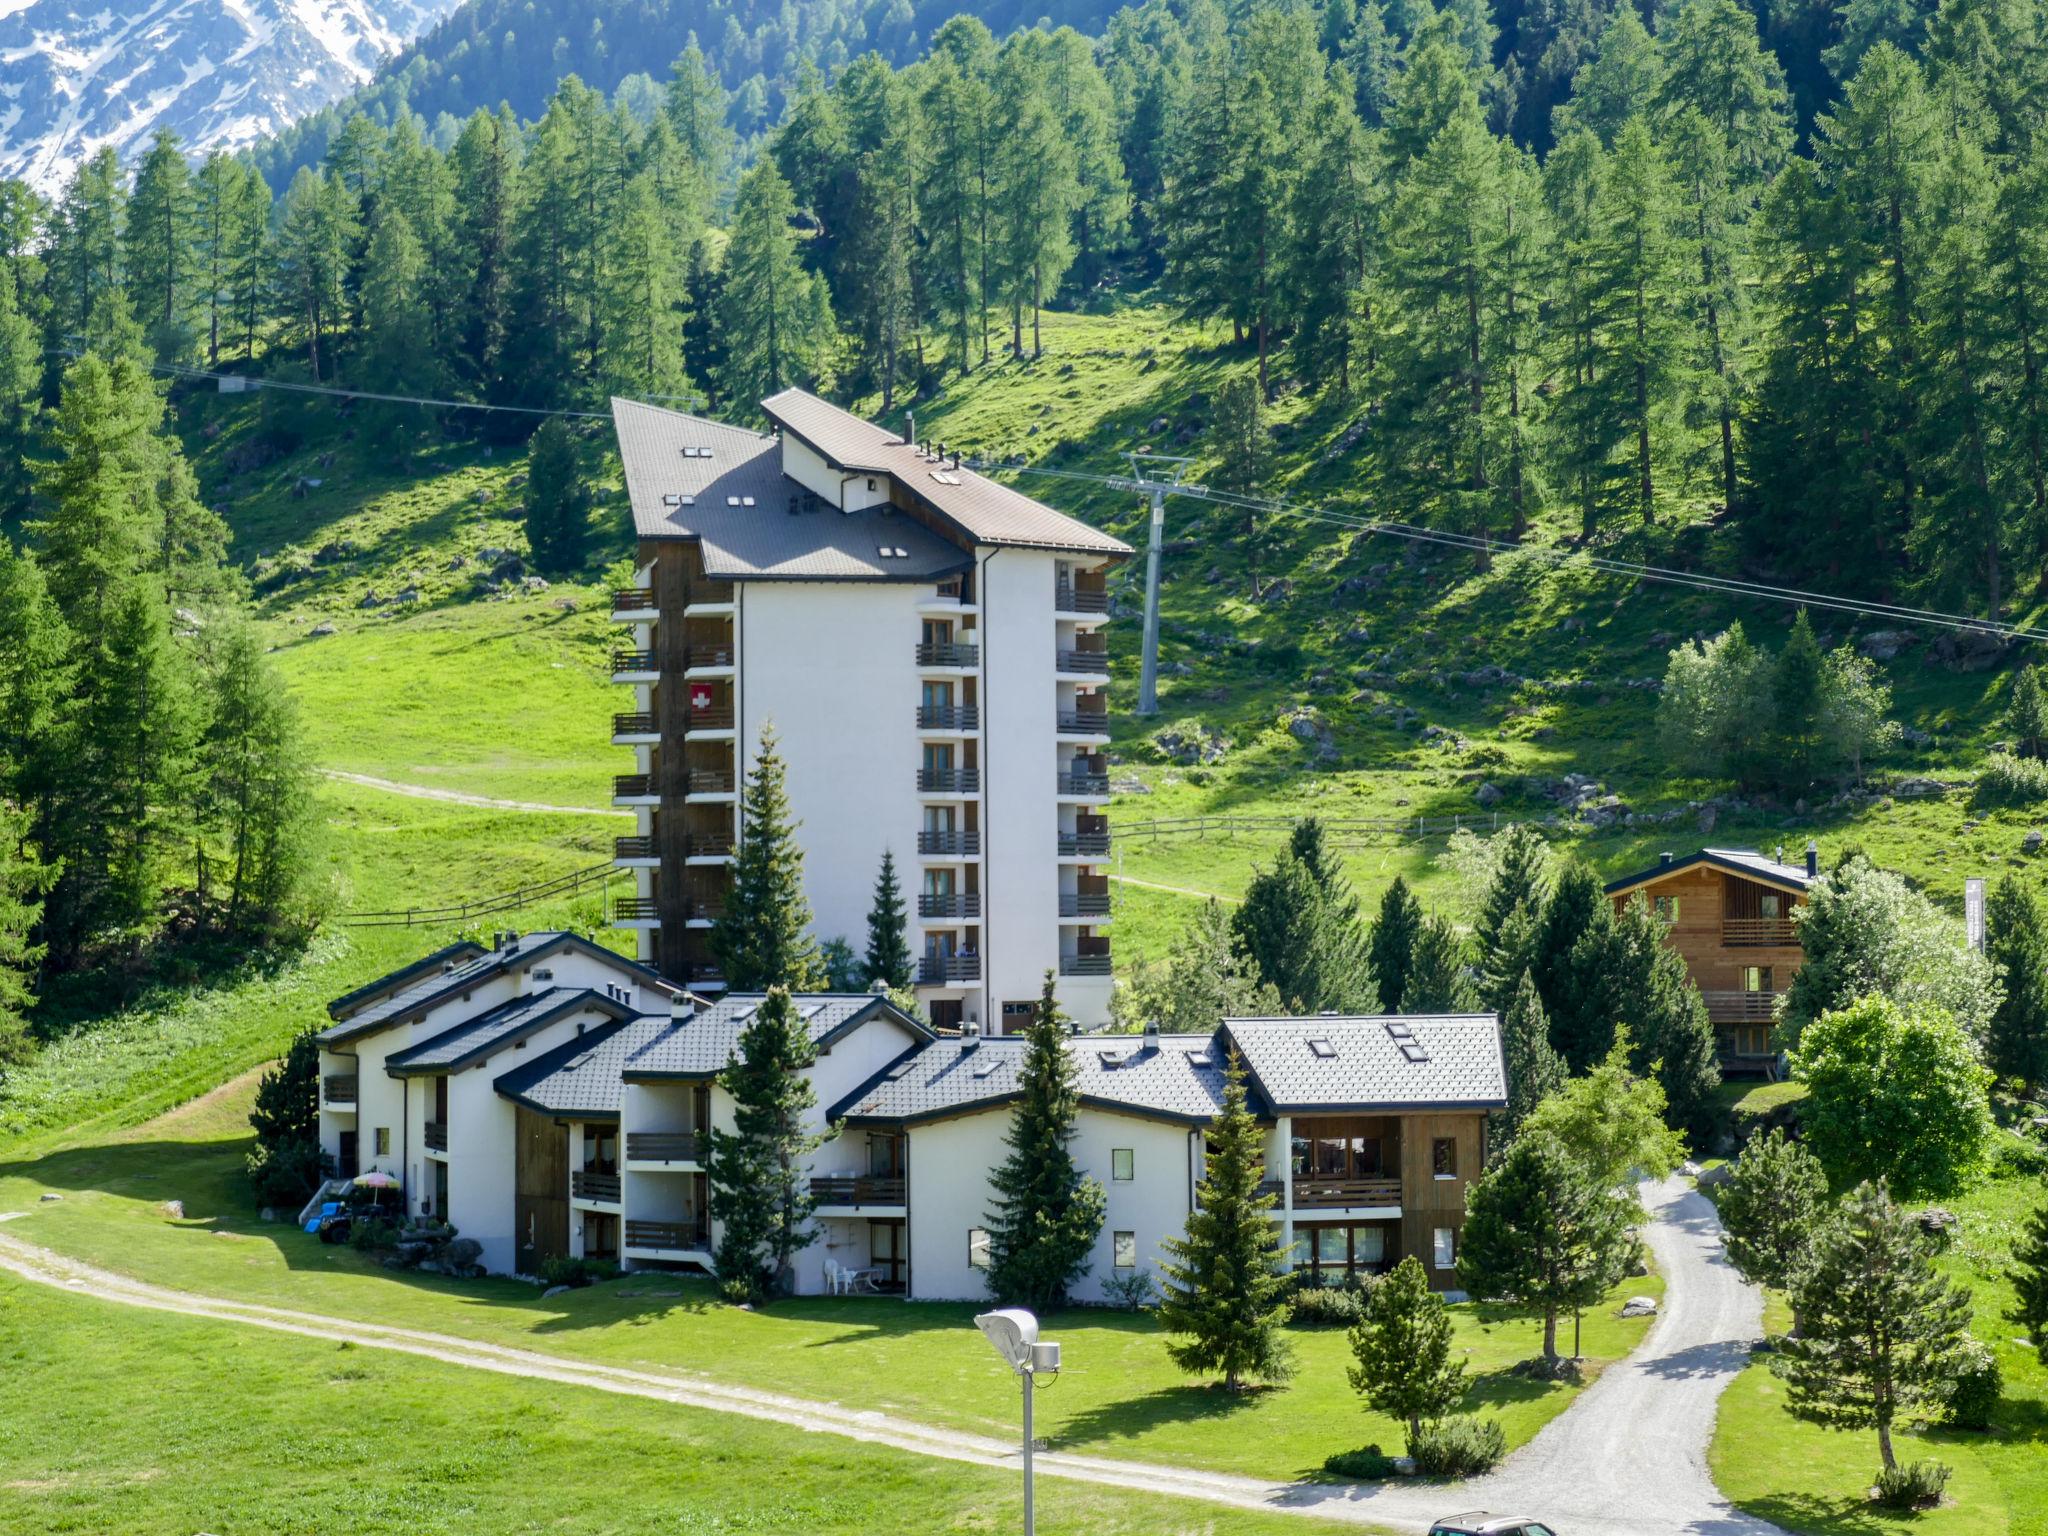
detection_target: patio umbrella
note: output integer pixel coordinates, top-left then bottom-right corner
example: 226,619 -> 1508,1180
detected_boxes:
353,1172 -> 400,1189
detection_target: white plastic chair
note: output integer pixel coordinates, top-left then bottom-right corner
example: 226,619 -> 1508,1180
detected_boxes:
823,1258 -> 844,1296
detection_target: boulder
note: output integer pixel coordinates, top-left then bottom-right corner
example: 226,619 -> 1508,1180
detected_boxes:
1929,627 -> 2008,671
308,623 -> 337,638
2027,830 -> 2045,855
1476,781 -> 1504,808
1619,1296 -> 1659,1318
160,1200 -> 184,1220
1917,1207 -> 1958,1243
1858,628 -> 1915,661
1153,723 -> 1229,766
38,1192 -> 60,1202
445,1238 -> 483,1268
1695,1163 -> 1733,1189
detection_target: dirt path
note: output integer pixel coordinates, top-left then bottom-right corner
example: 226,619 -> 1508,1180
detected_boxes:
321,770 -> 631,818
0,1179 -> 1780,1535
1108,873 -> 1239,903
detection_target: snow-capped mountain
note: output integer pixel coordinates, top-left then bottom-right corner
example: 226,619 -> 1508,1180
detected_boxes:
0,0 -> 459,193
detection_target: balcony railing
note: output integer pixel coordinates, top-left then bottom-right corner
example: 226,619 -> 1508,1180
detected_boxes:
1057,710 -> 1110,734
1056,771 -> 1110,796
917,830 -> 980,857
915,641 -> 980,667
1057,832 -> 1112,857
1292,1176 -> 1402,1209
917,768 -> 981,794
686,769 -> 736,795
919,954 -> 982,983
1059,892 -> 1111,918
1054,583 -> 1110,613
612,711 -> 656,737
615,835 -> 657,860
917,705 -> 980,731
625,1218 -> 709,1251
688,833 -> 735,859
322,1074 -> 357,1105
686,645 -> 734,669
681,899 -> 725,923
684,707 -> 735,732
614,897 -> 660,921
614,774 -> 655,799
1059,953 -> 1113,976
1722,918 -> 1800,947
1056,647 -> 1111,675
627,1131 -> 703,1163
683,962 -> 726,987
918,893 -> 982,919
424,1121 -> 448,1152
571,1170 -> 621,1204
611,649 -> 657,674
1704,990 -> 1779,1023
613,587 -> 657,615
810,1175 -> 907,1205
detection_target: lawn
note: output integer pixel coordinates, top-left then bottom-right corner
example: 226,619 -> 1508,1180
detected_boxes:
1709,1178 -> 2048,1536
0,1275 -> 1382,1536
0,1075 -> 1661,1485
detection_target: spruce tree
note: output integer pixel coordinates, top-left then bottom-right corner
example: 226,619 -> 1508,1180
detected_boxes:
716,160 -> 834,407
712,725 -> 826,991
1348,1254 -> 1468,1449
1570,894 -> 1723,1138
246,1027 -> 325,1201
1474,823 -> 1550,1012
984,973 -> 1106,1309
1534,861 -> 1613,1069
524,419 -> 589,574
1367,876 -> 1425,1011
1719,1129 -> 1833,1335
1781,1181 -> 1976,1473
1206,374 -> 1272,596
0,798 -> 47,1086
1233,819 -> 1371,1012
1491,969 -> 1566,1154
1985,873 -> 2048,1097
1116,898 -> 1282,1033
2009,1197 -> 2048,1367
2008,665 -> 2048,760
863,850 -> 912,990
704,987 -> 825,1303
1404,914 -> 1477,1011
1157,1051 -> 1294,1389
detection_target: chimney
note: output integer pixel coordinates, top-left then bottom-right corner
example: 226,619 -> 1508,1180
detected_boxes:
1142,1019 -> 1160,1052
905,410 -> 914,449
1805,840 -> 1820,879
960,1017 -> 981,1052
869,977 -> 890,996
1659,851 -> 1673,866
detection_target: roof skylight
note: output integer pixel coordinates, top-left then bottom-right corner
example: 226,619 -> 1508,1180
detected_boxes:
1307,1037 -> 1337,1059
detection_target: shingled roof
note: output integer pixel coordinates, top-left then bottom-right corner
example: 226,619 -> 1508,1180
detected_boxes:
832,1030 -> 1228,1127
327,940 -> 488,1022
1219,1016 -> 1507,1114
494,1015 -> 670,1121
1604,846 -> 1816,897
612,397 -> 969,580
384,989 -> 635,1077
621,993 -> 931,1082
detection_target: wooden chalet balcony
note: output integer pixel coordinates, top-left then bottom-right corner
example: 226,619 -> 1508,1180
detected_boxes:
917,768 -> 981,794
424,1121 -> 448,1152
625,1218 -> 709,1251
1059,952 -> 1113,976
1056,646 -> 1111,675
688,833 -> 735,858
627,1131 -> 703,1162
571,1171 -> 621,1204
322,1074 -> 357,1105
917,830 -> 980,857
612,587 -> 657,616
1704,990 -> 1778,1023
684,707 -> 736,732
685,645 -> 734,669
1722,918 -> 1800,947
615,835 -> 657,860
1056,771 -> 1110,796
613,897 -> 660,921
1057,709 -> 1110,734
1058,831 -> 1112,857
918,893 -> 982,918
686,769 -> 736,794
1292,1176 -> 1401,1209
809,1175 -> 906,1206
614,774 -> 655,799
611,648 -> 657,674
1054,582 -> 1110,614
682,962 -> 726,987
612,711 -> 657,737
681,899 -> 725,923
915,641 -> 980,667
917,704 -> 980,730
919,954 -> 982,983
1060,892 -> 1111,918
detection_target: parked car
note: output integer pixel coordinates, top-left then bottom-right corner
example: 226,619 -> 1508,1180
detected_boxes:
1429,1517 -> 1560,1536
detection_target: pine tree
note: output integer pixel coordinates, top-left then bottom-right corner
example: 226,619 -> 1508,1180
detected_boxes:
1233,819 -> 1371,1012
2009,1197 -> 2048,1367
1781,1181 -> 1975,1473
1348,1254 -> 1468,1448
1986,873 -> 2048,1096
704,986 -> 826,1303
1405,914 -> 1477,1011
2009,666 -> 2048,760
1491,969 -> 1566,1154
1206,375 -> 1273,597
1367,876 -> 1425,1011
246,1027 -> 325,1200
984,973 -> 1106,1309
863,850 -> 912,990
1474,823 -> 1551,1012
712,725 -> 826,991
1533,861 -> 1612,1069
124,130 -> 198,363
716,161 -> 834,408
523,418 -> 589,574
1157,1051 -> 1294,1388
0,797 -> 48,1085
1719,1129 -> 1832,1334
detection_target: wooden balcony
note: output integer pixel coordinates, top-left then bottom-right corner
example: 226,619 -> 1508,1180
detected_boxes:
809,1175 -> 906,1206
612,711 -> 657,738
612,587 -> 657,616
1292,1176 -> 1401,1209
685,645 -> 734,669
626,1131 -> 703,1163
917,704 -> 980,731
613,897 -> 660,921
915,641 -> 980,667
917,768 -> 981,794
1721,918 -> 1800,947
625,1218 -> 708,1251
1059,952 -> 1113,976
917,830 -> 980,857
322,1074 -> 357,1106
1704,990 -> 1778,1023
1056,771 -> 1110,796
918,893 -> 982,918
1056,647 -> 1111,675
1054,582 -> 1110,614
613,774 -> 655,799
688,833 -> 735,859
685,769 -> 736,795
1059,892 -> 1111,918
571,1170 -> 621,1204
424,1121 -> 448,1152
684,707 -> 735,732
611,648 -> 657,674
615,835 -> 657,861
1057,831 -> 1112,857
1056,709 -> 1110,734
919,954 -> 982,983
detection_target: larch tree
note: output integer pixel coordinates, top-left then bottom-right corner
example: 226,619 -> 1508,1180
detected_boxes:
1404,914 -> 1478,1012
1115,897 -> 1282,1034
712,724 -> 826,992
123,130 -> 197,363
0,797 -> 47,1086
863,850 -> 912,990
1523,1029 -> 1687,1188
716,160 -> 834,408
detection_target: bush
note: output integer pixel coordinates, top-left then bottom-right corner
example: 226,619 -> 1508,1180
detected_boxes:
1409,1416 -> 1507,1477
1943,1338 -> 2002,1430
1977,751 -> 2048,806
1990,1129 -> 2048,1178
1322,1446 -> 1399,1480
347,1216 -> 401,1253
538,1254 -> 618,1289
245,1138 -> 331,1208
1873,1459 -> 1951,1510
1288,1282 -> 1366,1328
1101,1269 -> 1160,1311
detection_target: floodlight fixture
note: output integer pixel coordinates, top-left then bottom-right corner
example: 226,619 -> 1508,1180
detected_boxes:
974,1308 -> 1061,1536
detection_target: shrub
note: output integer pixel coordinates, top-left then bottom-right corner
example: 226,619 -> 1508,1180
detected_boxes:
1102,1269 -> 1160,1311
1873,1459 -> 1951,1510
246,1138 -> 331,1208
538,1254 -> 618,1289
1322,1446 -> 1399,1480
1943,1338 -> 2002,1430
1978,752 -> 2048,806
347,1216 -> 401,1252
1990,1130 -> 2048,1179
1288,1282 -> 1366,1328
1409,1416 -> 1507,1477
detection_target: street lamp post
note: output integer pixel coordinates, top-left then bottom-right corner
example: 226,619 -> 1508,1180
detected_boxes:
974,1307 -> 1061,1536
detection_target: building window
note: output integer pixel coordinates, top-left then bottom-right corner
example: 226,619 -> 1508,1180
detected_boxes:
1432,1137 -> 1457,1179
1743,965 -> 1774,993
1654,895 -> 1680,920
968,1227 -> 990,1270
1433,1227 -> 1456,1269
1113,1231 -> 1136,1269
374,1127 -> 391,1156
1111,1148 -> 1134,1181
1760,892 -> 1783,919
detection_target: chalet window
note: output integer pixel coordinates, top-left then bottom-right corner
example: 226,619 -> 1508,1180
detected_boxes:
968,1227 -> 991,1270
1111,1148 -> 1135,1182
1354,1226 -> 1386,1267
1743,965 -> 1774,993
374,1127 -> 391,1156
1654,895 -> 1680,920
1292,1118 -> 1386,1180
1316,1226 -> 1348,1267
1759,892 -> 1783,919
1295,1222 -> 1395,1283
1433,1227 -> 1456,1269
1432,1137 -> 1458,1179
1113,1231 -> 1137,1269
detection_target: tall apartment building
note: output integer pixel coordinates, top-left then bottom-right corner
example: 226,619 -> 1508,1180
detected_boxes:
608,389 -> 1132,1030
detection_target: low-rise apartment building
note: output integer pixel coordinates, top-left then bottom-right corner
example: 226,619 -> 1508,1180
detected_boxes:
609,389 -> 1131,1030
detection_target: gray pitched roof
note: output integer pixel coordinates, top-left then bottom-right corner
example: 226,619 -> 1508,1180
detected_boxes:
1219,1016 -> 1507,1113
612,397 -> 969,580
494,1014 -> 670,1121
328,941 -> 488,1021
832,1032 -> 1228,1127
621,993 -> 930,1081
1605,846 -> 1814,897
384,988 -> 635,1076
759,389 -> 1132,559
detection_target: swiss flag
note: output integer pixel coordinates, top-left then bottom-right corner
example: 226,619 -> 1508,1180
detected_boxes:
690,684 -> 714,712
